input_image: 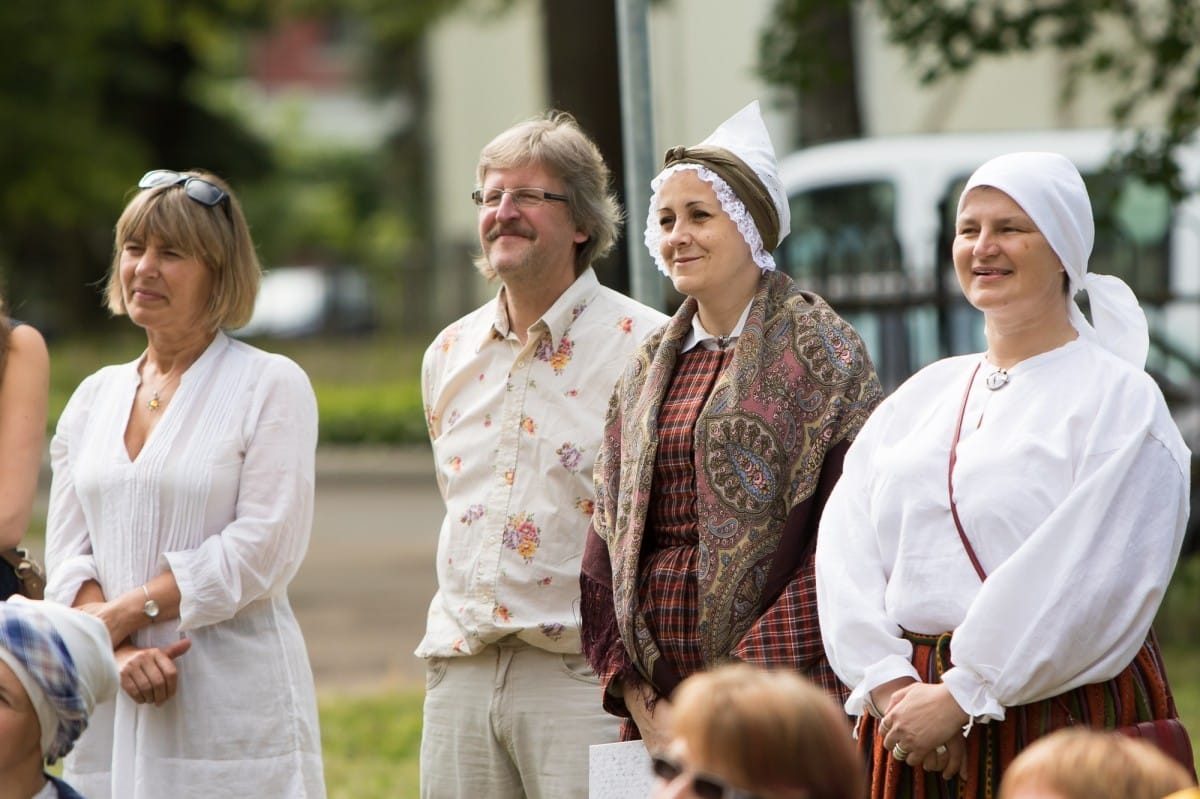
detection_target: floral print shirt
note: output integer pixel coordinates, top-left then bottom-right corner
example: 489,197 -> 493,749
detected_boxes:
417,268 -> 667,658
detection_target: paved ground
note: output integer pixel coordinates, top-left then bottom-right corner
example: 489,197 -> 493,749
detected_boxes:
296,445 -> 441,694
31,445 -> 442,696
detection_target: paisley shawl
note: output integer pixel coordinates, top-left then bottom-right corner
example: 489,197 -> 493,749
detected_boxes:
593,269 -> 882,682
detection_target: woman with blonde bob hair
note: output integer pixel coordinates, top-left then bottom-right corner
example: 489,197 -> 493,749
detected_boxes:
46,169 -> 325,798
652,662 -> 866,799
999,728 -> 1196,799
103,169 -> 259,330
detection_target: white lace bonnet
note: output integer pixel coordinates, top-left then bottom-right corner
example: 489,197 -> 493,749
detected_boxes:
645,101 -> 792,275
959,151 -> 1149,367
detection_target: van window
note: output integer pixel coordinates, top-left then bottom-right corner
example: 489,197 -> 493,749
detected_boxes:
1090,175 -> 1171,301
780,180 -> 972,389
782,181 -> 902,290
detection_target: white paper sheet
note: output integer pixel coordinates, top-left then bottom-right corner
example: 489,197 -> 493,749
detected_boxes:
588,739 -> 654,798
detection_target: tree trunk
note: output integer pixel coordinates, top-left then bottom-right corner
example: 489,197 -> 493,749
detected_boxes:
795,4 -> 862,147
540,0 -> 630,294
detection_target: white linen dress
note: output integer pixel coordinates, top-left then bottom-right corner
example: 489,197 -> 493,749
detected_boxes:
816,338 -> 1191,722
45,332 -> 325,799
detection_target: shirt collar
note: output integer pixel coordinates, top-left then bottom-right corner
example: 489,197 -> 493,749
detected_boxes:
480,268 -> 602,349
681,298 -> 753,352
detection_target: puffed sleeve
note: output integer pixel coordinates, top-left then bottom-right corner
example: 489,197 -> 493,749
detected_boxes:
164,357 -> 317,629
941,428 -> 1188,719
815,402 -> 923,717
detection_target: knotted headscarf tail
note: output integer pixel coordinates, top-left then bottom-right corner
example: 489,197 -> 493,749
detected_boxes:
959,151 -> 1150,367
0,596 -> 119,762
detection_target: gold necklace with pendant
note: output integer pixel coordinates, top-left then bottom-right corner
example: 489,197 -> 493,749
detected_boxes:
146,373 -> 180,412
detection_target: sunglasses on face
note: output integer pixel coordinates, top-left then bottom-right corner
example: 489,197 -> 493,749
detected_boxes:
138,170 -> 230,212
651,753 -> 764,799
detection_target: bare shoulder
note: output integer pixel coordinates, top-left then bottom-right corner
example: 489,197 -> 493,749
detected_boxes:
4,322 -> 49,374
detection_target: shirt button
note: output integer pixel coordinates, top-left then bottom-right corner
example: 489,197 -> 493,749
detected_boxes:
516,360 -> 526,368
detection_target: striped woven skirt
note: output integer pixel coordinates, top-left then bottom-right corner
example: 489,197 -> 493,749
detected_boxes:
857,630 -> 1183,799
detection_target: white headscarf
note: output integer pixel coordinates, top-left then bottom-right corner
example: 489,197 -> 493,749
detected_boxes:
959,151 -> 1150,367
0,596 -> 118,762
645,100 -> 791,275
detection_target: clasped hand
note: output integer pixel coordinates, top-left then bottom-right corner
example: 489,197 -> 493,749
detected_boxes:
623,678 -> 673,753
115,639 -> 191,706
879,682 -> 970,779
74,582 -> 191,705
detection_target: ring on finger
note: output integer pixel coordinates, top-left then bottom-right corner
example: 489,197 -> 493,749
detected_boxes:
935,744 -> 948,755
892,743 -> 909,761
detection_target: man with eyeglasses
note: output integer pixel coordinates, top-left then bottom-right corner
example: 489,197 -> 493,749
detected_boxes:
416,111 -> 667,798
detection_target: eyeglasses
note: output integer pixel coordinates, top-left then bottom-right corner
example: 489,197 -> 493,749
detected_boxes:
650,753 -> 763,799
139,170 -> 230,211
471,187 -> 569,209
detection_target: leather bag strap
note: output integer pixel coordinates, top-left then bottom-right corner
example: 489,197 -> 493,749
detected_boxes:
949,363 -> 989,582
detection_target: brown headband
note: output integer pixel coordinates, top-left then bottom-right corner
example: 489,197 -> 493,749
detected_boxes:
663,144 -> 780,251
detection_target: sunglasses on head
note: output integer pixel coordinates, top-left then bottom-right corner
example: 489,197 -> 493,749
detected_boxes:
651,753 -> 763,799
138,170 -> 230,212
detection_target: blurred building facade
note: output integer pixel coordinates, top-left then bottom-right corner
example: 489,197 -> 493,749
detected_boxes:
421,0 -> 1151,323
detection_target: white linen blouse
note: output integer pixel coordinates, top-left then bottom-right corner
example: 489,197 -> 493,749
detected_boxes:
44,332 -> 325,799
816,338 -> 1190,722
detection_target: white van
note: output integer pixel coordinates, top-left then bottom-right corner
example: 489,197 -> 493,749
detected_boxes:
775,129 -> 1200,544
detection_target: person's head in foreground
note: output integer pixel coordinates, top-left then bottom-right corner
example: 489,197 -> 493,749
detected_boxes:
998,727 -> 1196,799
652,663 -> 865,799
0,596 -> 118,798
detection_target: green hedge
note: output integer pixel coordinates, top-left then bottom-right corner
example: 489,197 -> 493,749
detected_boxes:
313,380 -> 427,445
1156,552 -> 1200,648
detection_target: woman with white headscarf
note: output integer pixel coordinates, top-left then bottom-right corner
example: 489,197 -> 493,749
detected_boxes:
815,152 -> 1193,797
580,101 -> 883,750
0,596 -> 118,799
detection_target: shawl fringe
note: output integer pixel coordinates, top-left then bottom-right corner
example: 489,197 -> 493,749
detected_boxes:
581,571 -> 642,718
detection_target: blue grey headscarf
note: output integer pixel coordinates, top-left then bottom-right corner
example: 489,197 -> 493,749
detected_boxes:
0,596 -> 117,763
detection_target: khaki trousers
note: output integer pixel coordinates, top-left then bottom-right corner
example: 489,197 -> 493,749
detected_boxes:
419,639 -> 620,799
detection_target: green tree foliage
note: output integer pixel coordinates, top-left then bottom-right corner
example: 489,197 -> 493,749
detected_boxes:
0,0 -> 474,336
0,0 -> 276,333
873,0 -> 1200,199
286,0 -> 469,333
761,0 -> 1200,198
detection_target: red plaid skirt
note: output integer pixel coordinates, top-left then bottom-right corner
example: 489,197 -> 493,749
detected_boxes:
858,630 -> 1185,799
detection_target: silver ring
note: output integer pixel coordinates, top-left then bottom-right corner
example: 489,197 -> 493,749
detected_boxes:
892,743 -> 909,761
935,744 -> 948,755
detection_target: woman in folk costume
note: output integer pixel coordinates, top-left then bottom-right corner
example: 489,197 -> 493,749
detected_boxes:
815,151 -> 1193,797
580,101 -> 883,750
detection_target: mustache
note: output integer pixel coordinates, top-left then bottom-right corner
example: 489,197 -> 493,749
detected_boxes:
485,224 -> 535,242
